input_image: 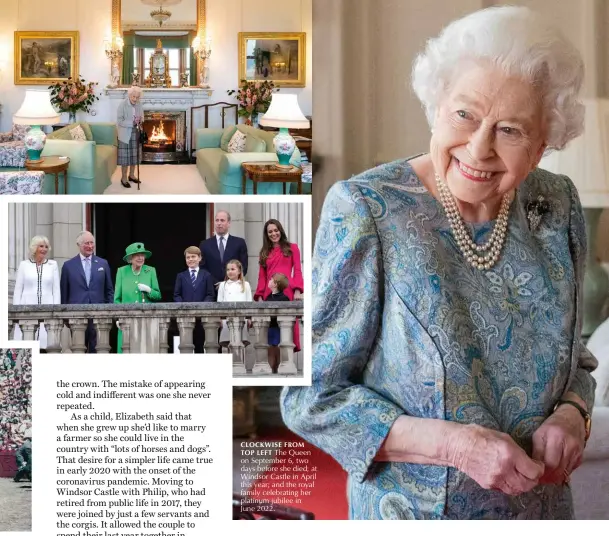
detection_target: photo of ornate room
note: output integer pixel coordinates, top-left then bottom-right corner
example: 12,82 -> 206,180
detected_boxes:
0,0 -> 312,195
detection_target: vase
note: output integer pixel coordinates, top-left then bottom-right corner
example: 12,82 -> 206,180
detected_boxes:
68,111 -> 76,123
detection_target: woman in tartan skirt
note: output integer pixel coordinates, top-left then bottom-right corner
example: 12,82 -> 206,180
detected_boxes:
116,86 -> 143,188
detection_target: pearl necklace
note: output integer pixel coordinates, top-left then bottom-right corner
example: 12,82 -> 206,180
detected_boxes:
435,174 -> 511,270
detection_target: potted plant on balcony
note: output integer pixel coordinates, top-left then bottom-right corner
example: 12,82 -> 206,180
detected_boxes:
49,76 -> 99,123
227,79 -> 278,127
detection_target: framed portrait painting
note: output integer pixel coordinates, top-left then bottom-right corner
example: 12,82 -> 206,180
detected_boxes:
14,31 -> 79,85
238,32 -> 306,88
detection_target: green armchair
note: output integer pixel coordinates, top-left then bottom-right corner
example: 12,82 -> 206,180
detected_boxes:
42,122 -> 118,195
195,124 -> 307,194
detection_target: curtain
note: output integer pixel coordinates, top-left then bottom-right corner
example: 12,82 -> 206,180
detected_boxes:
190,49 -> 197,86
132,35 -> 190,49
122,37 -> 135,86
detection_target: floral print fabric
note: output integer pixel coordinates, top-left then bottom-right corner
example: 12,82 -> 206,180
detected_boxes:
0,126 -> 29,168
0,171 -> 44,195
281,159 -> 597,519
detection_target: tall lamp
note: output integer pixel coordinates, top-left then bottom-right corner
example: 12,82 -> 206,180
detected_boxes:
540,98 -> 609,338
259,94 -> 310,169
13,89 -> 60,164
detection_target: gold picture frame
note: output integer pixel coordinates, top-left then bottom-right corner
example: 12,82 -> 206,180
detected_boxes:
238,32 -> 306,88
14,31 -> 79,85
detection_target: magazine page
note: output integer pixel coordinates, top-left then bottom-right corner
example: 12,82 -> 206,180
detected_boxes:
1,0 -> 609,530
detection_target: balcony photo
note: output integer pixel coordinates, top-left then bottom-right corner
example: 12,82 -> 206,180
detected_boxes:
6,200 -> 309,381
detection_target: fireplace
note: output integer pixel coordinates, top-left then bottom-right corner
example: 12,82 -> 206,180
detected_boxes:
142,110 -> 187,163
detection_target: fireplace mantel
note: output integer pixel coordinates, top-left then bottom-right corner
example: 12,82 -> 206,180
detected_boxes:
104,87 -> 213,103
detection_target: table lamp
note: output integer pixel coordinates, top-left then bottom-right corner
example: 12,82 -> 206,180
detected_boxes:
259,94 -> 310,169
13,89 -> 60,163
540,98 -> 609,338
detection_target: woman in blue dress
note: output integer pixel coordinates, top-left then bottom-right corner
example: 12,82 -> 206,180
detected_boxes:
282,6 -> 597,520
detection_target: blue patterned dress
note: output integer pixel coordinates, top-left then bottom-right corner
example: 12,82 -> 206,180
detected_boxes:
281,159 -> 597,519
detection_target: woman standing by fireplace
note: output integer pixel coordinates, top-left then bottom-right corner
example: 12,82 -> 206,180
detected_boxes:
117,85 -> 144,188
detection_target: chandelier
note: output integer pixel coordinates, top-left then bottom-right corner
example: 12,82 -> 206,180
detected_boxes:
150,5 -> 171,27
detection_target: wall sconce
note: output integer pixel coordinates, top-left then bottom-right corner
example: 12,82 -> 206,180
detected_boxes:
192,36 -> 212,88
104,35 -> 124,89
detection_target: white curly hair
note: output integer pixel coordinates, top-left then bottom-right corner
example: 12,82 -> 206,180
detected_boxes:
411,6 -> 584,152
28,235 -> 51,258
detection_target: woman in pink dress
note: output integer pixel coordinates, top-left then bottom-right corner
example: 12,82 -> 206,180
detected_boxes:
254,219 -> 303,353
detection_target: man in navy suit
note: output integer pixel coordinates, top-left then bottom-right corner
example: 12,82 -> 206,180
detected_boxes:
174,246 -> 215,353
199,210 -> 248,288
60,231 -> 114,353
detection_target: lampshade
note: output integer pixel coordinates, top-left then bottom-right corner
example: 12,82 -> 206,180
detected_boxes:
13,89 -> 60,125
540,98 -> 609,207
259,94 -> 310,129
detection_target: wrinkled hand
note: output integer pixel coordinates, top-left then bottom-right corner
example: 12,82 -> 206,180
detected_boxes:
293,290 -> 303,300
137,283 -> 151,293
449,424 -> 544,495
532,405 -> 585,484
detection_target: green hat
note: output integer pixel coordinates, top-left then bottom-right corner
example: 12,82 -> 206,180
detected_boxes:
123,242 -> 152,263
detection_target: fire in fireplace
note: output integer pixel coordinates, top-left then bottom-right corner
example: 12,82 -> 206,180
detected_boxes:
143,119 -> 176,153
142,111 -> 187,163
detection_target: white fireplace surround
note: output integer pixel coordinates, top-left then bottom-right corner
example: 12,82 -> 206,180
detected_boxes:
105,87 -> 213,154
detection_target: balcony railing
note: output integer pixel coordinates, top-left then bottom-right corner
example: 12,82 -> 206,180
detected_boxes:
8,303 -> 303,374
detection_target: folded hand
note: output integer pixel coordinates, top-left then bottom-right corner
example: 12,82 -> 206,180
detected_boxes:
532,404 -> 585,484
449,424 -> 544,495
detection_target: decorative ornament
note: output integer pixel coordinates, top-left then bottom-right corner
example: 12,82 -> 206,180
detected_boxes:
526,194 -> 549,232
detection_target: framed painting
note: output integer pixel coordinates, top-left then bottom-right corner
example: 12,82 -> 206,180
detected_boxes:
238,32 -> 306,88
14,31 -> 79,85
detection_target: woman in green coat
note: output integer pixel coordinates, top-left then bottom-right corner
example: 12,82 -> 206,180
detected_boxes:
114,242 -> 161,352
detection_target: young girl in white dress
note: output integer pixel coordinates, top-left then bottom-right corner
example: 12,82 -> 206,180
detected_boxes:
12,235 -> 61,349
217,259 -> 252,347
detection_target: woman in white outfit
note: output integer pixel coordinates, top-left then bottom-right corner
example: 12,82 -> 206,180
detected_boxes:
217,259 -> 252,347
13,236 -> 61,349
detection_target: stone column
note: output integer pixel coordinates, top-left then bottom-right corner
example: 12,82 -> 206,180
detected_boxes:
277,316 -> 297,374
252,317 -> 270,373
69,319 -> 89,353
227,317 -> 246,372
177,317 -> 196,354
93,319 -> 114,354
8,204 -> 33,301
45,318 -> 64,353
158,317 -> 172,354
202,317 -> 222,354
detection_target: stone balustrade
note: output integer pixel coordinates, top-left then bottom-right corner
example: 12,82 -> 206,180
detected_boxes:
8,302 -> 303,375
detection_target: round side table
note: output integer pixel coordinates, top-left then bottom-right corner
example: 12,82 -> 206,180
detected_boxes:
25,155 -> 70,194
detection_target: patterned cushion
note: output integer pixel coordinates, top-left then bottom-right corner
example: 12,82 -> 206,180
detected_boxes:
78,122 -> 93,141
0,131 -> 14,143
0,171 -> 44,194
11,124 -> 30,142
69,125 -> 87,141
0,141 -> 27,167
227,130 -> 247,153
220,125 -> 238,152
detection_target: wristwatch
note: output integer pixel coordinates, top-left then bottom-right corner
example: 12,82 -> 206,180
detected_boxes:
554,399 -> 591,444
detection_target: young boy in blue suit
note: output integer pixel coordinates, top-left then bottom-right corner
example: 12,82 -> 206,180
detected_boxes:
174,246 -> 214,353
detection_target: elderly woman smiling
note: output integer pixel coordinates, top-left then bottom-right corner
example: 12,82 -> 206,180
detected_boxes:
281,6 -> 597,520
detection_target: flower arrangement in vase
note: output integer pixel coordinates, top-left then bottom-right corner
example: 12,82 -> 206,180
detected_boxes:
227,79 -> 278,126
49,76 -> 99,123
